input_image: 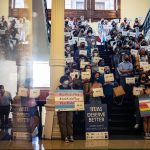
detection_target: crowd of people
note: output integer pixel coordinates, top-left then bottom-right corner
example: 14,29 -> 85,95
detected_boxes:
0,16 -> 29,60
57,16 -> 150,142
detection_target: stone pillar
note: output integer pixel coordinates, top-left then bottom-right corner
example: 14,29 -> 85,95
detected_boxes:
43,0 -> 65,139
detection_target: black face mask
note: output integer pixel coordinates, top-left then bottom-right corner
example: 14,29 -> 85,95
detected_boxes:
125,58 -> 129,61
81,44 -> 85,48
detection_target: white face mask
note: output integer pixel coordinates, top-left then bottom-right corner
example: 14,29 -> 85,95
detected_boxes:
92,42 -> 95,45
86,69 -> 91,72
66,47 -> 70,51
63,80 -> 69,85
94,53 -> 98,57
88,33 -> 92,36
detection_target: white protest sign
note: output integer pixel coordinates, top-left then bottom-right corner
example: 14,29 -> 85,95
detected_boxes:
81,72 -> 91,80
0,30 -> 5,35
29,89 -> 40,98
72,37 -> 78,42
18,87 -> 28,97
122,31 -> 128,36
93,88 -> 104,97
133,87 -> 143,96
129,32 -> 136,37
99,67 -> 105,74
64,32 -> 71,37
125,77 -> 135,84
143,64 -> 150,72
15,23 -> 23,28
140,62 -> 149,68
147,46 -> 150,51
113,19 -> 120,23
66,57 -> 74,63
80,62 -> 89,69
131,49 -> 138,56
104,73 -> 114,82
140,46 -> 148,49
110,41 -> 115,46
79,37 -> 86,43
93,57 -> 101,63
79,50 -> 87,56
106,35 -> 111,41
70,72 -> 80,79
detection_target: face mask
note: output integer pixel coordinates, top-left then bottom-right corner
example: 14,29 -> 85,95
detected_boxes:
81,44 -> 85,48
95,77 -> 99,81
92,42 -> 95,45
80,59 -> 85,62
88,33 -> 92,36
66,47 -> 70,51
86,69 -> 91,72
64,80 -> 69,85
94,53 -> 98,57
125,58 -> 129,61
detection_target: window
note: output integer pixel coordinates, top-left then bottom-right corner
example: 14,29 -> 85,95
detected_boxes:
33,61 -> 50,87
46,0 -> 85,9
65,0 -> 84,9
12,0 -> 25,8
95,0 -> 114,10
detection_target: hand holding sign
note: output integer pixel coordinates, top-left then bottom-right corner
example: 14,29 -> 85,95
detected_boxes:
125,77 -> 135,84
18,87 -> 28,97
93,88 -> 104,97
104,73 -> 114,82
81,72 -> 91,80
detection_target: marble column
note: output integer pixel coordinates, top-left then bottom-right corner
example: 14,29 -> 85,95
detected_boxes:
43,0 -> 65,139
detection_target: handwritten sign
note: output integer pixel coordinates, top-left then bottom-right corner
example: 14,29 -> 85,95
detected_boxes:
80,62 -> 89,69
29,89 -> 40,98
64,32 -> 71,37
0,29 -> 5,35
99,67 -> 105,74
79,50 -> 87,56
18,88 -> 28,97
131,49 -> 138,56
133,87 -> 143,96
72,37 -> 78,42
93,57 -> 101,63
104,73 -> 114,82
66,57 -> 74,63
125,77 -> 135,84
122,31 -> 128,36
93,88 -> 104,97
81,72 -> 91,80
143,64 -> 150,72
70,72 -> 80,79
140,62 -> 149,68
55,90 -> 84,111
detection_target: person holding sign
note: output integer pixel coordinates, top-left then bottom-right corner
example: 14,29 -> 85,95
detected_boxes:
89,72 -> 103,104
57,75 -> 74,143
100,67 -> 117,119
0,85 -> 12,130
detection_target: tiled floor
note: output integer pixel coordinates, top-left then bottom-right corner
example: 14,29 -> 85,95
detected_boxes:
0,139 -> 150,150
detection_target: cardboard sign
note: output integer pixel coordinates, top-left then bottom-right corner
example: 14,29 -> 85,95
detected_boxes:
55,90 -> 84,111
140,62 -> 149,68
80,61 -> 89,69
143,64 -> 150,72
93,88 -> 104,97
138,96 -> 150,117
99,67 -> 105,74
131,49 -> 138,56
104,73 -> 114,82
85,104 -> 108,140
81,72 -> 91,80
29,89 -> 40,98
133,87 -> 143,96
70,72 -> 80,79
125,77 -> 135,84
93,57 -> 101,63
18,88 -> 28,97
66,57 -> 74,63
79,50 -> 87,56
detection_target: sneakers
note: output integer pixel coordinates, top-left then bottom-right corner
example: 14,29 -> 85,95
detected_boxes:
134,123 -> 139,129
64,136 -> 74,142
144,133 -> 150,140
69,136 -> 74,142
65,137 -> 69,143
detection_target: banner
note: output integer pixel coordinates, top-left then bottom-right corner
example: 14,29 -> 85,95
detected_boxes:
55,90 -> 84,111
85,104 -> 108,139
138,96 -> 150,117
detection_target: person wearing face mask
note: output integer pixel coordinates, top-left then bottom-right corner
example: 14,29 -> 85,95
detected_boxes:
99,67 -> 118,120
0,85 -> 12,130
88,72 -> 103,105
118,54 -> 133,96
139,48 -> 148,62
57,75 -> 74,143
65,44 -> 74,58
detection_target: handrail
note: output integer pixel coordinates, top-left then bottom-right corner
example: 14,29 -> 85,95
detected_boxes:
43,0 -> 51,43
143,8 -> 150,36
